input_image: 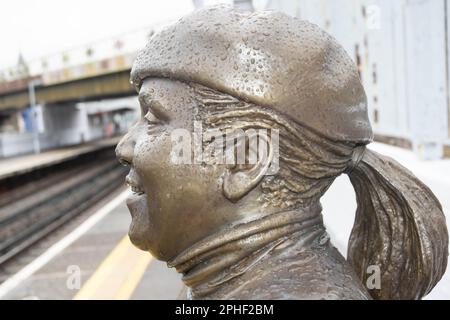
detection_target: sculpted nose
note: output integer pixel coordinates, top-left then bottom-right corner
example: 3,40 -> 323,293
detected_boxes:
116,130 -> 135,166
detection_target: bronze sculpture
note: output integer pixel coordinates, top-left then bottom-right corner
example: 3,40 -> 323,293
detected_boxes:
115,5 -> 448,299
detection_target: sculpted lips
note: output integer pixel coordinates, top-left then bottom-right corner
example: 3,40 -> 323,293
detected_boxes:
125,172 -> 147,220
126,174 -> 145,195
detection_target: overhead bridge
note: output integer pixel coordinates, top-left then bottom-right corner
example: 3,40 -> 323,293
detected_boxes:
0,69 -> 134,111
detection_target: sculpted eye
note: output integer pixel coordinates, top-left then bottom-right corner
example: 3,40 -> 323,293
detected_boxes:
144,110 -> 162,125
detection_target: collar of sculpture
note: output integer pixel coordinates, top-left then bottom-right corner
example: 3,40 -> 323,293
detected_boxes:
167,203 -> 325,298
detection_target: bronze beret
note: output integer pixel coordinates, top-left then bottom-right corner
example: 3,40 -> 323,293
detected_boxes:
131,5 -> 373,143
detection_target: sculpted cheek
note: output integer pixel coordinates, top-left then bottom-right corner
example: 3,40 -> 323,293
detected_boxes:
134,134 -> 172,179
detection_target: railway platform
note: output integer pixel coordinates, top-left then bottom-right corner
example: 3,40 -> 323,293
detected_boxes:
0,188 -> 183,300
0,136 -> 121,180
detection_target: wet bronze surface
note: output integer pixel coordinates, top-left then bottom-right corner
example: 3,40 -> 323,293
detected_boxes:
116,5 -> 448,299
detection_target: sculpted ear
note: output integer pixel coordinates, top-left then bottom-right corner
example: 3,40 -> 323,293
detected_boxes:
223,130 -> 274,202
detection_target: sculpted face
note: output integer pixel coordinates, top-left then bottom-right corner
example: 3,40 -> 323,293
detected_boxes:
115,78 -> 260,261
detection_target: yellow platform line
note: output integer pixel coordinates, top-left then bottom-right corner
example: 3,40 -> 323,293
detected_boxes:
74,235 -> 153,300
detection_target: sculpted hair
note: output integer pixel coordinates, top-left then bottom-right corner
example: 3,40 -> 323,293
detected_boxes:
347,149 -> 448,299
190,82 -> 449,300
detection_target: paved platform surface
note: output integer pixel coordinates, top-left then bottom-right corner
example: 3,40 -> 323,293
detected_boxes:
0,136 -> 121,180
0,191 -> 182,300
0,142 -> 448,300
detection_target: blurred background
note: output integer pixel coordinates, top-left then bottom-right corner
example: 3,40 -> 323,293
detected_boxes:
0,0 -> 449,300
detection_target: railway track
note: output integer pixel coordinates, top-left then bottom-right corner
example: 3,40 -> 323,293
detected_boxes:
0,147 -> 127,267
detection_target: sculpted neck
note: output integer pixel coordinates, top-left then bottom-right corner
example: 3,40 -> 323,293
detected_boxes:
167,203 -> 325,299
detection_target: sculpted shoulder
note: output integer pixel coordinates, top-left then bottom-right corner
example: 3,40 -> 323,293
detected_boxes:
205,242 -> 370,300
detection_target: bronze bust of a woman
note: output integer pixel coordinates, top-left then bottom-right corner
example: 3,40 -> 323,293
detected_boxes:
115,5 -> 448,299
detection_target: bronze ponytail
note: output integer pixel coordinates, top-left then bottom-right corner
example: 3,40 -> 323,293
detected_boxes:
347,147 -> 448,299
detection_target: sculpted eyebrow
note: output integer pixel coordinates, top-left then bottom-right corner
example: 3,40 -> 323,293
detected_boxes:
138,92 -> 152,107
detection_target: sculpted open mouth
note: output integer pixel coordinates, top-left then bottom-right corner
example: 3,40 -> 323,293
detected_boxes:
130,184 -> 145,195
126,175 -> 145,195
124,173 -> 149,250
125,174 -> 147,218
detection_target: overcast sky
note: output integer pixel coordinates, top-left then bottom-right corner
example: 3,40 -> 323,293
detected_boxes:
0,0 -> 201,69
